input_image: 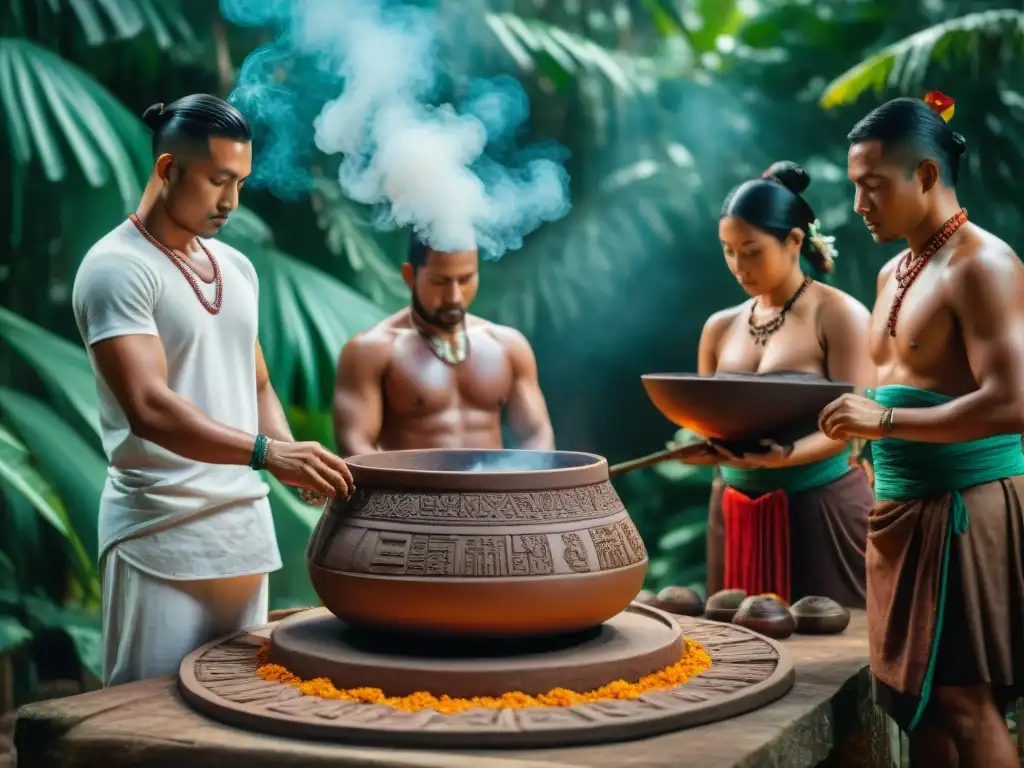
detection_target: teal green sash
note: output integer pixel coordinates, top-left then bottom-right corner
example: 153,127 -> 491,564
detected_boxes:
720,447 -> 853,497
871,384 -> 1024,730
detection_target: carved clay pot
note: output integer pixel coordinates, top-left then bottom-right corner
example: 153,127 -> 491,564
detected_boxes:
654,586 -> 705,617
732,595 -> 795,640
641,372 -> 854,442
790,596 -> 851,635
306,449 -> 648,637
705,589 -> 747,623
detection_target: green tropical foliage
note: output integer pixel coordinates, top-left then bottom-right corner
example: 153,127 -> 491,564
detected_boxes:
2,1 -> 1024,727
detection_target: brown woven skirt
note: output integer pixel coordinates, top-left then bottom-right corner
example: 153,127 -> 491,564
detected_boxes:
868,476 -> 1024,730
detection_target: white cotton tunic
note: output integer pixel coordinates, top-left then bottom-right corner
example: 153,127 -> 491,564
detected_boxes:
72,219 -> 282,581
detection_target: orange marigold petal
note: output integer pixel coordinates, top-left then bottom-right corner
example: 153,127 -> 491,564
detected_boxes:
254,636 -> 713,713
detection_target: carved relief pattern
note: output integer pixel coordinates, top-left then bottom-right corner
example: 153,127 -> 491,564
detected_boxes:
181,619 -> 792,748
352,519 -> 646,578
560,533 -> 589,573
589,523 -> 631,571
340,482 -> 623,525
618,520 -> 648,560
510,534 -> 554,575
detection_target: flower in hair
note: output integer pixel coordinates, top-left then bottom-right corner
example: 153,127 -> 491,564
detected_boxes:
923,90 -> 955,122
807,219 -> 837,268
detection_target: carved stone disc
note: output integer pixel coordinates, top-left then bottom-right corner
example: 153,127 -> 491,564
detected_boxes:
267,604 -> 685,700
178,609 -> 795,749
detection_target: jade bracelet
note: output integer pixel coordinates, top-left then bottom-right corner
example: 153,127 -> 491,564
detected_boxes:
250,434 -> 270,469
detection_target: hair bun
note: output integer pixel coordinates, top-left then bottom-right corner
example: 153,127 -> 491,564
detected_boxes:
142,102 -> 165,129
951,131 -> 967,156
762,160 -> 811,195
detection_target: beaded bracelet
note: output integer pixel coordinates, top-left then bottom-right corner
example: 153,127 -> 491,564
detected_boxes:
250,434 -> 270,469
879,408 -> 895,434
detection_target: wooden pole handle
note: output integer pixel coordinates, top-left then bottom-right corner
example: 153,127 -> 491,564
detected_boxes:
608,442 -> 710,479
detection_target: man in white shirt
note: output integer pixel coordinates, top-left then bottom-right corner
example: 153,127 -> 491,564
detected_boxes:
72,94 -> 353,686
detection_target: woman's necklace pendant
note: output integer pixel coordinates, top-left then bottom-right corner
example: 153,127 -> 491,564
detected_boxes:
747,276 -> 812,346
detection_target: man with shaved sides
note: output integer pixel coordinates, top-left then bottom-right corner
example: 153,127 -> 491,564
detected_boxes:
819,93 -> 1024,767
72,94 -> 353,686
332,237 -> 555,455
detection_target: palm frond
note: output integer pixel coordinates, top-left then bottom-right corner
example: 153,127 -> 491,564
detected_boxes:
219,204 -> 275,249
640,0 -> 751,57
0,305 -> 101,443
0,37 -> 151,245
484,12 -> 683,95
8,0 -> 199,52
820,10 -> 1024,109
310,178 -> 408,311
219,206 -> 388,410
479,153 -> 702,335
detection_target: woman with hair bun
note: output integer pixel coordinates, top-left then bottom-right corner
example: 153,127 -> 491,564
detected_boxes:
691,160 -> 874,608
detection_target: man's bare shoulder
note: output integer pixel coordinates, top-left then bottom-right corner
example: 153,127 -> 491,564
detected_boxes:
339,316 -> 403,373
948,224 -> 1018,268
476,316 -> 533,352
944,226 -> 1023,299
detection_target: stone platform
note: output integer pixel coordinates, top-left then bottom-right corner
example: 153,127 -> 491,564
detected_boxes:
14,610 -> 889,767
179,609 -> 792,748
260,603 -> 688,701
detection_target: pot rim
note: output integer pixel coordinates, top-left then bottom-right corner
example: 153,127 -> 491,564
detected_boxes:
342,448 -> 609,492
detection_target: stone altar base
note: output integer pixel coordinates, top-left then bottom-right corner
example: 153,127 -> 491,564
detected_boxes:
266,604 -> 685,699
15,610 -> 896,767
178,609 -> 794,749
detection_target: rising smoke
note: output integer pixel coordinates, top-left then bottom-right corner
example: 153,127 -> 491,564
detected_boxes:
220,0 -> 572,258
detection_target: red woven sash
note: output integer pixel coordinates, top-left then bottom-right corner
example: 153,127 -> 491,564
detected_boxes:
721,486 -> 791,602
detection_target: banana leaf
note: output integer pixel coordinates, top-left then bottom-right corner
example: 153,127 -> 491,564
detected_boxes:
0,37 -> 152,246
0,388 -> 105,572
0,419 -> 97,594
22,594 -> 101,681
0,615 -> 32,655
0,423 -> 70,539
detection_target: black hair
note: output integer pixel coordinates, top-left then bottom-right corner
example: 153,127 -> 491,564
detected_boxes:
407,235 -> 430,268
721,161 -> 832,276
141,94 -> 251,159
846,97 -> 967,186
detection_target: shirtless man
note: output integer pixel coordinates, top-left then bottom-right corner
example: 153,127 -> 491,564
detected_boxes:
820,94 -> 1024,767
332,238 -> 555,454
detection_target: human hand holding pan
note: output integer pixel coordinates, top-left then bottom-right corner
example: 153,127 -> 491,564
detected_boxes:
609,370 -> 848,478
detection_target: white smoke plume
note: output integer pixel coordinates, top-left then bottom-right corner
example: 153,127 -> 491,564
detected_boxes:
222,0 -> 572,258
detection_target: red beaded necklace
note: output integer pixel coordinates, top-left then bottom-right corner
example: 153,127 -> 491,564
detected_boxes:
886,208 -> 968,336
129,213 -> 223,315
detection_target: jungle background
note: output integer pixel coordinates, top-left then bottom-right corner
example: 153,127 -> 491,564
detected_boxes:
0,0 -> 1021,715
